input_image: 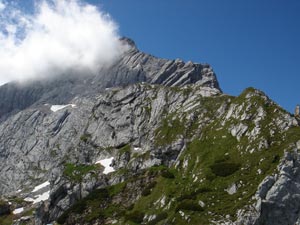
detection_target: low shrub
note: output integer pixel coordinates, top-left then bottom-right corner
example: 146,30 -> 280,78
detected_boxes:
141,181 -> 157,196
177,187 -> 211,201
161,170 -> 175,179
177,193 -> 196,201
194,187 -> 212,194
210,162 -> 240,177
63,163 -> 98,182
175,200 -> 204,212
272,154 -> 280,163
125,210 -> 145,223
80,133 -> 91,143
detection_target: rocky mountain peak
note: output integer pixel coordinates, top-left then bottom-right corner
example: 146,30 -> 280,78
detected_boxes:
119,36 -> 137,49
0,38 -> 220,120
0,38 -> 299,225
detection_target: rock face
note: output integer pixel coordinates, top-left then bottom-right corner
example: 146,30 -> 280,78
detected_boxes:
237,150 -> 300,225
0,38 -> 220,195
0,38 -> 300,225
0,38 -> 219,121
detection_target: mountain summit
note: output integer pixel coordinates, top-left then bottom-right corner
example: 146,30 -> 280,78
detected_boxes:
0,38 -> 300,225
0,37 -> 220,121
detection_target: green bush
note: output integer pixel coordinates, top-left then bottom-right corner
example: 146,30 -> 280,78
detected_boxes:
141,188 -> 151,196
272,154 -> 280,163
210,162 -> 240,177
86,188 -> 110,201
177,193 -> 196,201
205,170 -> 217,181
161,170 -> 175,179
80,133 -> 92,143
118,144 -> 131,155
125,210 -> 145,223
127,204 -> 134,211
141,181 -> 157,196
175,200 -> 204,212
194,187 -> 212,194
177,187 -> 211,201
63,163 -> 98,182
72,201 -> 87,214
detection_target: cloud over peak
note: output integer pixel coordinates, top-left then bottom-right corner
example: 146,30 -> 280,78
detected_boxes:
0,0 -> 126,85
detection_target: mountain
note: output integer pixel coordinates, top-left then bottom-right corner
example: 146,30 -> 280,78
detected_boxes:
0,38 -> 300,225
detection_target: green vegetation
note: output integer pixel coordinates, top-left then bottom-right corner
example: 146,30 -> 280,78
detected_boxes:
80,133 -> 92,143
7,196 -> 25,205
210,162 -> 240,177
118,144 -> 131,155
63,163 -> 100,182
154,113 -> 185,147
57,87 -> 300,224
0,215 -> 13,225
141,181 -> 157,196
161,169 -> 175,179
0,199 -> 7,207
118,89 -> 300,224
125,210 -> 145,223
23,208 -> 35,217
175,200 -> 204,212
57,182 -> 127,224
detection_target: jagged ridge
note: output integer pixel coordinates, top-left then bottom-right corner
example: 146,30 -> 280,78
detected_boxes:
0,38 -> 220,121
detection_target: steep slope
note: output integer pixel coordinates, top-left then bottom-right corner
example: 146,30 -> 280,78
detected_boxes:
0,38 -> 220,195
0,39 -> 300,225
30,85 -> 299,225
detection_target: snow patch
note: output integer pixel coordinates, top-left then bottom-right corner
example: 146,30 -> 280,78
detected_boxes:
33,191 -> 50,204
24,197 -> 35,202
25,190 -> 50,204
50,104 -> 76,112
95,157 -> 115,174
13,207 -> 24,214
32,181 -> 50,193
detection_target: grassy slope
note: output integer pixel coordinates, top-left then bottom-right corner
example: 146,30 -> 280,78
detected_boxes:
55,87 -> 300,224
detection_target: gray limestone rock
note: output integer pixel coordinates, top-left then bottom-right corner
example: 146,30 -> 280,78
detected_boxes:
1,38 -> 300,225
237,150 -> 300,225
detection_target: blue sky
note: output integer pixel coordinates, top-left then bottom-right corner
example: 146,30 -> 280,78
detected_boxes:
21,0 -> 300,113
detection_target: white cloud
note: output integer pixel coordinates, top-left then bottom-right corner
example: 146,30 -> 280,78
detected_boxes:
0,0 -> 127,85
0,1 -> 5,12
